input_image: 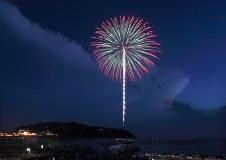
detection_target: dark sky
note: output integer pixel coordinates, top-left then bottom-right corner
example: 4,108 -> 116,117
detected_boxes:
0,0 -> 226,137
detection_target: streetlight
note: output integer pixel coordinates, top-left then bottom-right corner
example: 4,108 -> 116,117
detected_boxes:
26,147 -> 31,157
26,147 -> 31,154
41,144 -> 44,155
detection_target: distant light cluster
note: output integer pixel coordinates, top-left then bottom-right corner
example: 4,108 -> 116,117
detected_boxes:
0,130 -> 56,137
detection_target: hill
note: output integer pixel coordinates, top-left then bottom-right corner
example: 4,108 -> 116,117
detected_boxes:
16,122 -> 135,139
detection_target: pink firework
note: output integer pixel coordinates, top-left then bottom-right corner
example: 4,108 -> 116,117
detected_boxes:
91,16 -> 160,126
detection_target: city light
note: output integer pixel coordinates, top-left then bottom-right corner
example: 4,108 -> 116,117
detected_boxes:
0,130 -> 56,138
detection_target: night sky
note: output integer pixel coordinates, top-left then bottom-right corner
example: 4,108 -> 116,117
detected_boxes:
0,0 -> 226,137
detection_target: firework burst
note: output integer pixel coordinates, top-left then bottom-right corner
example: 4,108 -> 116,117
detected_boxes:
92,16 -> 160,126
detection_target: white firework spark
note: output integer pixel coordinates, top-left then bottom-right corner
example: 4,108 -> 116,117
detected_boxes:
92,16 -> 160,126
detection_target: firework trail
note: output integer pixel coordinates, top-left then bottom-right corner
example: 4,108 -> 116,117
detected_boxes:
92,16 -> 160,126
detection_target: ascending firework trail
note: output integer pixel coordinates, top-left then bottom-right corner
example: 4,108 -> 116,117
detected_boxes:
92,16 -> 160,126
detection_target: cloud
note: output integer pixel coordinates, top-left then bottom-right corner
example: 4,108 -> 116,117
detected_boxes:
0,0 -> 92,67
164,101 -> 226,138
125,68 -> 191,131
0,0 -> 108,129
128,68 -> 191,108
0,0 -> 190,133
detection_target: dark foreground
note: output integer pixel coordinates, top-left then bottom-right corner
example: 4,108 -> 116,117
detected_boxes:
0,137 -> 226,160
